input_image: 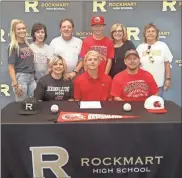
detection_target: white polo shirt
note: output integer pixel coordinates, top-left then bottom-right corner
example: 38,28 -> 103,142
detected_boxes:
136,41 -> 173,87
50,36 -> 82,72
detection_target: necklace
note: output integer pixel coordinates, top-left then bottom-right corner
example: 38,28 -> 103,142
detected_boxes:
114,47 -> 122,63
114,41 -> 124,63
146,45 -> 154,64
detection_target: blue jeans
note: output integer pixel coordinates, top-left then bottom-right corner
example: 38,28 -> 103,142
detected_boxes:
13,73 -> 36,102
158,87 -> 164,98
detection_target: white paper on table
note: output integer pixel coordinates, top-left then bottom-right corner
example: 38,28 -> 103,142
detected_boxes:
80,101 -> 102,109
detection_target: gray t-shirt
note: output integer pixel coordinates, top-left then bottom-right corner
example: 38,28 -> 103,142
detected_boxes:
30,43 -> 53,80
8,43 -> 34,73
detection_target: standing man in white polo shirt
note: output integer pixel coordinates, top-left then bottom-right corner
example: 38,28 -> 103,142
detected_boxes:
50,18 -> 83,79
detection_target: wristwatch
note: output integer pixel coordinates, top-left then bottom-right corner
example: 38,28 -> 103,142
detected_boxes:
73,70 -> 78,75
166,78 -> 171,80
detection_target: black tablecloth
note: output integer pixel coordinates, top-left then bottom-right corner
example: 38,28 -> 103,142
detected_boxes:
1,101 -> 182,178
1,101 -> 182,123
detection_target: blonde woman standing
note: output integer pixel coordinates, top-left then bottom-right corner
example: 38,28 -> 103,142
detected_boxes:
109,23 -> 135,78
8,19 -> 36,102
34,56 -> 74,101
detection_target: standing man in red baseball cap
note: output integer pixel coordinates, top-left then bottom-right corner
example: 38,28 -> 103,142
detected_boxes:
80,16 -> 114,74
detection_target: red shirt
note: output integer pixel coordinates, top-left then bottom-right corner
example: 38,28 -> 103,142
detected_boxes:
111,68 -> 158,101
74,71 -> 112,101
80,35 -> 114,73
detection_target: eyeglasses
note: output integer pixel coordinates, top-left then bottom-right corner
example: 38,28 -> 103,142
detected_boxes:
113,30 -> 123,33
146,45 -> 154,64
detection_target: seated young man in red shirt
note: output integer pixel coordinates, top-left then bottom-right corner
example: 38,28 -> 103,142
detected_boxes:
111,49 -> 158,101
79,16 -> 114,74
74,50 -> 112,101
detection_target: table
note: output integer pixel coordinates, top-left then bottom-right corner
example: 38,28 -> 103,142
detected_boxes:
1,101 -> 182,178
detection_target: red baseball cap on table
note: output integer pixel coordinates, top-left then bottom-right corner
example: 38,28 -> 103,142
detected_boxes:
91,16 -> 106,25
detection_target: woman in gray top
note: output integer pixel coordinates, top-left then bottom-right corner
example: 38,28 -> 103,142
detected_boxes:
30,23 -> 53,82
8,19 -> 36,102
34,56 -> 74,101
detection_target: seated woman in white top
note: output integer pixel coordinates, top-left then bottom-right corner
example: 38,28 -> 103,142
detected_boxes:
30,23 -> 54,82
136,23 -> 173,97
34,56 -> 74,101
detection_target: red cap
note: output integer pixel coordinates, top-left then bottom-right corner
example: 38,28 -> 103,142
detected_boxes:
146,108 -> 167,114
91,16 -> 106,25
